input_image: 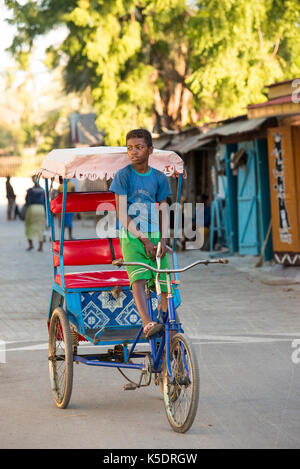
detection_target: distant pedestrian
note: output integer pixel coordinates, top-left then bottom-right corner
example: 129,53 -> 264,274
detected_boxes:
24,176 -> 46,251
5,176 -> 16,221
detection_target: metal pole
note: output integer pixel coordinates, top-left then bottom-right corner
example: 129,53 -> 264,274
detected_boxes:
59,179 -> 68,291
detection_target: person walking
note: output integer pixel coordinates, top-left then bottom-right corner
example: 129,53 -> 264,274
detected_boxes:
5,176 -> 16,221
24,176 -> 46,251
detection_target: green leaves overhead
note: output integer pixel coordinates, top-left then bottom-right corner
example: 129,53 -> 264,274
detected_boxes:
5,0 -> 300,144
187,0 -> 300,119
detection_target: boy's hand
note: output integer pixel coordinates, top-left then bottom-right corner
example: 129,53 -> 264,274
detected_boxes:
140,237 -> 157,261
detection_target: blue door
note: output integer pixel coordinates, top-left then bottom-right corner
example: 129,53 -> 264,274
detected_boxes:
237,142 -> 260,255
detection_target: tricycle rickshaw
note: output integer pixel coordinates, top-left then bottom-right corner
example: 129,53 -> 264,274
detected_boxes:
39,145 -> 227,433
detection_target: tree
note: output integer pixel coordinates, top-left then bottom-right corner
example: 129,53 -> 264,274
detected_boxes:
5,0 -> 194,144
187,0 -> 300,120
5,0 -> 300,144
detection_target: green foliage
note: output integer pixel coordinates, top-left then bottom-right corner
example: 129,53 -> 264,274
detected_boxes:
5,0 -> 300,142
36,110 -> 67,153
187,0 -> 300,119
0,121 -> 23,155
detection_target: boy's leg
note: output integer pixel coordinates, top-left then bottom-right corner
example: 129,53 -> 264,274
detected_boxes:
131,279 -> 152,328
120,230 -> 164,336
161,292 -> 168,313
131,279 -> 163,338
27,239 -> 33,251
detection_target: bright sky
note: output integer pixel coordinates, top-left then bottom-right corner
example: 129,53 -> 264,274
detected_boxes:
0,1 -> 17,71
0,1 -> 67,85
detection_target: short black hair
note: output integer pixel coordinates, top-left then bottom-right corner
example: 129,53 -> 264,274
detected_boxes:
126,128 -> 153,147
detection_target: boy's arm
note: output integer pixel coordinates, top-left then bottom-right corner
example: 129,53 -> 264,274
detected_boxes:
115,194 -> 157,260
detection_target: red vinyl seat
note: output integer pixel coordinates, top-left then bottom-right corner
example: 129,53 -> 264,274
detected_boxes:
53,239 -> 126,290
51,192 -> 127,291
54,270 -> 130,289
52,239 -> 122,267
50,191 -> 116,213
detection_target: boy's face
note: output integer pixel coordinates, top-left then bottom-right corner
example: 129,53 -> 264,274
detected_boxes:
126,137 -> 153,165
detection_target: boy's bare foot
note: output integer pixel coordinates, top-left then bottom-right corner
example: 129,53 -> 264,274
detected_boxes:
143,321 -> 163,338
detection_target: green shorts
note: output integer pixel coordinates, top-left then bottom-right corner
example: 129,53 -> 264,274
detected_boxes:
120,229 -> 171,293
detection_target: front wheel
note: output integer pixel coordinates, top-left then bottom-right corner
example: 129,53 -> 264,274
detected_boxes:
48,307 -> 73,408
162,333 -> 199,433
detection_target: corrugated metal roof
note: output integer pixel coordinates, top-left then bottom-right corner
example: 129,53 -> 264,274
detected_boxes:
153,117 -> 271,153
152,135 -> 172,149
197,117 -> 270,140
166,135 -> 214,152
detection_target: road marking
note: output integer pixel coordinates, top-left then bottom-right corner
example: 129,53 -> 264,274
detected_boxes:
190,332 -> 300,344
4,333 -> 300,352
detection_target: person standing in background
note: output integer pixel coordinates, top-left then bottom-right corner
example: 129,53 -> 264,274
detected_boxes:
6,176 -> 16,221
25,176 -> 46,251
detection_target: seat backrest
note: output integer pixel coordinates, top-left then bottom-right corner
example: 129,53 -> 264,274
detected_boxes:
50,191 -> 116,213
51,191 -> 120,268
52,239 -> 122,267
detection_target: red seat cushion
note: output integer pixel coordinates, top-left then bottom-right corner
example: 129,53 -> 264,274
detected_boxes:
54,270 -> 130,289
51,191 -> 116,213
53,239 -> 123,267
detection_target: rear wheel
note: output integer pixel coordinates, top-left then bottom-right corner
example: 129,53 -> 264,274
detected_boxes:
162,333 -> 199,433
48,307 -> 73,408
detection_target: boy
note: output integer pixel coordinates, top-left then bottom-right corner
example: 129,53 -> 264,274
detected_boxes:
110,128 -> 171,338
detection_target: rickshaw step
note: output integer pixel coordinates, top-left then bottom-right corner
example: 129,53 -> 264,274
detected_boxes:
93,326 -> 146,344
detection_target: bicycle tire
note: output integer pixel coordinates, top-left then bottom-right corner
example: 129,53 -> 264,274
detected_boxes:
48,307 -> 73,409
162,333 -> 199,433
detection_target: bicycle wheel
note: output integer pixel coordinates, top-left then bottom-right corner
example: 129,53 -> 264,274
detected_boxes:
162,333 -> 199,433
48,307 -> 73,409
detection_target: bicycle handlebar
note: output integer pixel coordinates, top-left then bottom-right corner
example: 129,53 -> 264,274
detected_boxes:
112,257 -> 228,274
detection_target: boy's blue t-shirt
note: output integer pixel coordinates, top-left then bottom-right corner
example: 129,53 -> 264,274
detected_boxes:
110,164 -> 172,233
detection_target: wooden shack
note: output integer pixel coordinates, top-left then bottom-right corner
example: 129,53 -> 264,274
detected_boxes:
248,79 -> 300,265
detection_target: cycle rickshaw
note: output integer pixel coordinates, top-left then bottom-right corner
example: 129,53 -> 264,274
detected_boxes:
39,146 -> 227,433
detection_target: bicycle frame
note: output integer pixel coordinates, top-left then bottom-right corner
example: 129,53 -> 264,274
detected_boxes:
125,279 -> 184,381
111,256 -> 228,382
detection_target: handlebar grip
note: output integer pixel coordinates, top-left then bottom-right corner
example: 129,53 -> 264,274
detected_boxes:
218,258 -> 229,264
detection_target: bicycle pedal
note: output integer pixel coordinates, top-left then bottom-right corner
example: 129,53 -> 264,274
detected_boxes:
123,383 -> 137,391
